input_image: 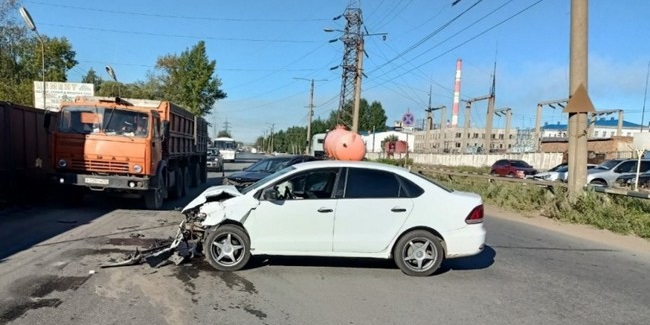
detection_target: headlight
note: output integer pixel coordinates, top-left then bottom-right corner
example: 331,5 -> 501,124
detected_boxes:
133,164 -> 143,173
58,159 -> 67,168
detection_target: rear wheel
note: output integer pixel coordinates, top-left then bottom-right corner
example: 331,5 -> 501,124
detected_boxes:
169,169 -> 183,199
204,225 -> 251,271
182,167 -> 191,196
191,163 -> 200,188
393,230 -> 444,277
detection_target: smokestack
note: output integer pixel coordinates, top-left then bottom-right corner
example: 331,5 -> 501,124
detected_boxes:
451,59 -> 462,128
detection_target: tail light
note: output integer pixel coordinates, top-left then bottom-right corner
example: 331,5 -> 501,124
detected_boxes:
465,204 -> 484,224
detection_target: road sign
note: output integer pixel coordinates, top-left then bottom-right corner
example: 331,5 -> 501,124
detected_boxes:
402,112 -> 415,127
564,83 -> 595,113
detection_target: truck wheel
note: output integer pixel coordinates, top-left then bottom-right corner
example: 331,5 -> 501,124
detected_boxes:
144,186 -> 163,210
182,167 -> 191,197
170,169 -> 183,199
191,163 -> 200,188
199,161 -> 208,184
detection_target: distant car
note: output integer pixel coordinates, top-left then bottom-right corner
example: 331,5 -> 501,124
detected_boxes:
614,169 -> 650,189
533,163 -> 597,182
587,159 -> 650,187
223,155 -> 318,188
181,160 -> 486,276
206,149 -> 224,172
490,159 -> 537,178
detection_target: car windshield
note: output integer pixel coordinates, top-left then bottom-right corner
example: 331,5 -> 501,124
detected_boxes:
245,157 -> 293,173
59,106 -> 149,137
240,166 -> 297,195
596,160 -> 622,170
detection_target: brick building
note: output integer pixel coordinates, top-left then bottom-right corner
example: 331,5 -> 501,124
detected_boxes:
540,136 -> 635,163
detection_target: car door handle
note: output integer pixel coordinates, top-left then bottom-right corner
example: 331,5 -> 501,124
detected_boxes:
317,207 -> 333,213
391,207 -> 407,212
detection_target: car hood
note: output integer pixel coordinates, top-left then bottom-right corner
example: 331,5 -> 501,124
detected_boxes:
227,171 -> 271,182
182,185 -> 242,213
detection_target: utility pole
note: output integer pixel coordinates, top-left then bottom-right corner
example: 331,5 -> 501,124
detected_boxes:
566,0 -> 595,199
295,78 -> 327,154
484,64 -> 497,153
462,95 -> 490,152
495,108 -> 512,150
427,105 -> 446,153
326,3 -> 386,132
223,119 -> 231,135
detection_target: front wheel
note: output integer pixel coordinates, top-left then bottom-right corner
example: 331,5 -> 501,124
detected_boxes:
204,225 -> 251,272
393,230 -> 444,277
590,179 -> 607,186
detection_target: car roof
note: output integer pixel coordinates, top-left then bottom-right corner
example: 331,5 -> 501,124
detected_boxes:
290,160 -> 410,174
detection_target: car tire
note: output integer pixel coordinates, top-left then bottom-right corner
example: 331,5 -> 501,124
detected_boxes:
204,225 -> 251,272
507,172 -> 515,178
489,170 -> 496,176
182,167 -> 191,196
393,230 -> 444,277
169,169 -> 183,199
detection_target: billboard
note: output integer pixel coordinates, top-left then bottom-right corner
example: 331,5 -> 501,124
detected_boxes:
33,81 -> 94,111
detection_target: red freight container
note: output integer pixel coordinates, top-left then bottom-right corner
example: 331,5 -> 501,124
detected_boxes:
0,102 -> 57,200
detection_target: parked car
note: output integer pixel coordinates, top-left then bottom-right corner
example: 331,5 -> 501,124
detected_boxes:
490,159 -> 537,178
533,163 -> 597,182
614,169 -> 650,189
587,159 -> 650,187
223,155 -> 318,188
206,149 -> 224,172
181,160 -> 486,276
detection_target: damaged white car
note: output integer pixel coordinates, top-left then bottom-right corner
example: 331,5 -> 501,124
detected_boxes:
177,160 -> 487,277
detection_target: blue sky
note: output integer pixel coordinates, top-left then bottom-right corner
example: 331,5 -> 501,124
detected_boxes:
13,0 -> 650,143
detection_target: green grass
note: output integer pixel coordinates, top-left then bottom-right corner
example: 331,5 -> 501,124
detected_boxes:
426,173 -> 650,239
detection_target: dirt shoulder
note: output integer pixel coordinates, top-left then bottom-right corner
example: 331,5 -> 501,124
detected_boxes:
485,204 -> 650,254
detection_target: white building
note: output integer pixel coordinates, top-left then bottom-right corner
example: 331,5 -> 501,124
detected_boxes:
542,117 -> 644,139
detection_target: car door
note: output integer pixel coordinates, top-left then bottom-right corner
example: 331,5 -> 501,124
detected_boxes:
333,167 -> 414,253
244,168 -> 341,254
612,161 -> 637,184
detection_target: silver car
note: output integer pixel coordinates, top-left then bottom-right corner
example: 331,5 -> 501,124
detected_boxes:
587,159 -> 650,187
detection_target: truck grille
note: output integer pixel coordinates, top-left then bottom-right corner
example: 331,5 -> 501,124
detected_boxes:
71,159 -> 129,173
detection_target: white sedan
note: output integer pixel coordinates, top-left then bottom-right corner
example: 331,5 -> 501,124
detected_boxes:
181,160 -> 486,276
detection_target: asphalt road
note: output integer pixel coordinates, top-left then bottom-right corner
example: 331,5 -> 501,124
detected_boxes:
0,162 -> 649,325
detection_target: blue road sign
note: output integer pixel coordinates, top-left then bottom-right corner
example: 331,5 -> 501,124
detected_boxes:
402,112 -> 415,127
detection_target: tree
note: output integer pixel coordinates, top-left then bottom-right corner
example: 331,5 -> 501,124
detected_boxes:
81,68 -> 102,93
0,31 -> 78,106
325,98 -> 387,132
156,41 -> 226,116
217,130 -> 232,138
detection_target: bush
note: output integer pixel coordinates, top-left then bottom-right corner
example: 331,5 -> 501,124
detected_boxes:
425,173 -> 650,238
373,158 -> 414,167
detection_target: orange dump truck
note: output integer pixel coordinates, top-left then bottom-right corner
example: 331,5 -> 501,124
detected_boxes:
51,96 -> 209,209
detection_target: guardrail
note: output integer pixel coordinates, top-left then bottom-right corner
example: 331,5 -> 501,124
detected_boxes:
413,164 -> 650,199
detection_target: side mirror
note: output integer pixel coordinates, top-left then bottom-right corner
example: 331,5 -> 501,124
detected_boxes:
263,187 -> 278,201
43,112 -> 51,129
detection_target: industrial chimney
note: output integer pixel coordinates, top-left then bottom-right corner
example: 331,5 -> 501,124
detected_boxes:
451,59 -> 462,128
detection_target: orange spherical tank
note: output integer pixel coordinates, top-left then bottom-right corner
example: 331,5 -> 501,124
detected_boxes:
323,125 -> 366,161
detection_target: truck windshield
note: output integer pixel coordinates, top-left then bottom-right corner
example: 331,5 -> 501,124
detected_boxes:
59,106 -> 149,137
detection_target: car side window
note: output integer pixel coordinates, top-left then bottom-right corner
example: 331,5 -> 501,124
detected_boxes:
614,161 -> 636,173
640,161 -> 650,172
397,175 -> 424,198
344,168 -> 402,198
272,168 -> 339,200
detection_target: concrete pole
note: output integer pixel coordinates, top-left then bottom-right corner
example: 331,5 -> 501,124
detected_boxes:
485,95 -> 495,152
587,112 -> 595,138
535,104 -> 543,152
463,102 -> 471,152
617,110 -> 623,136
306,79 -> 314,154
439,106 -> 447,152
352,39 -> 364,133
505,109 -> 512,150
567,0 -> 589,198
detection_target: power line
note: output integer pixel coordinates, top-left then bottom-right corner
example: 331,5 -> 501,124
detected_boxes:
365,0 -> 545,92
26,1 -> 330,22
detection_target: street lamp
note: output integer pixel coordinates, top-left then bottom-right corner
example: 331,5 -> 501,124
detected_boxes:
19,6 -> 46,111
